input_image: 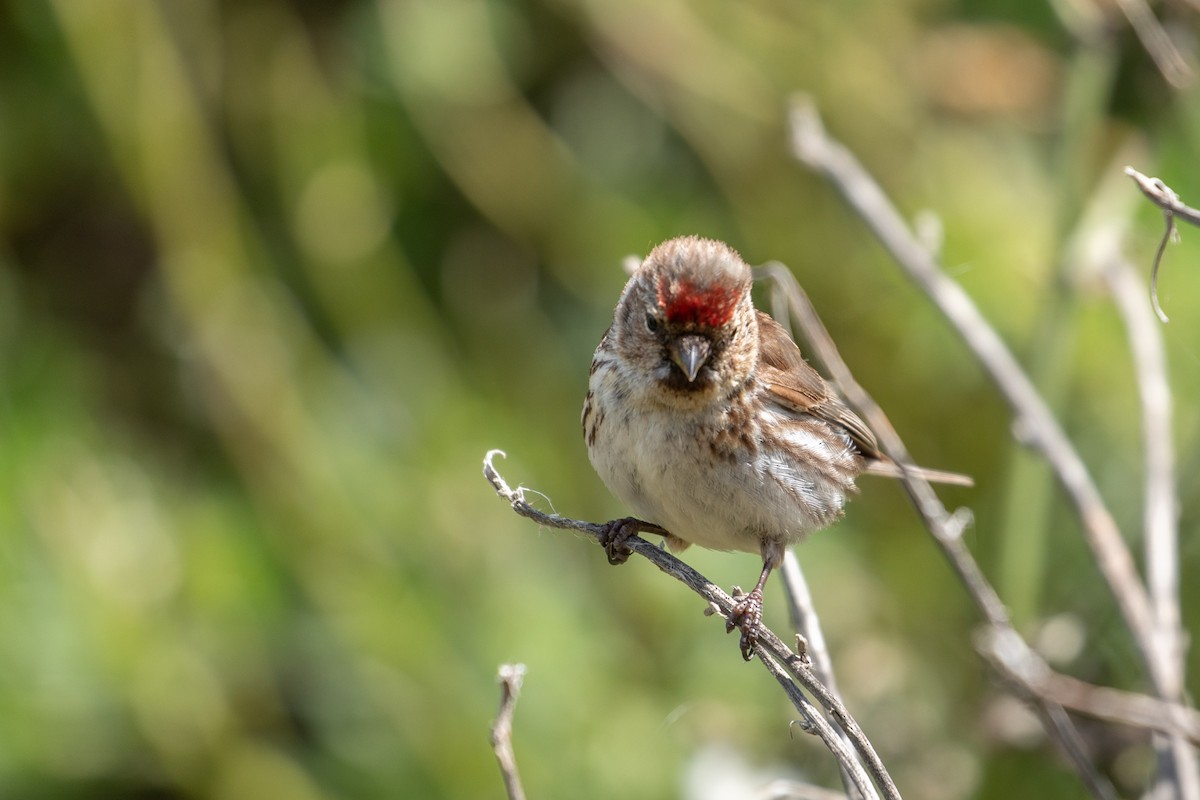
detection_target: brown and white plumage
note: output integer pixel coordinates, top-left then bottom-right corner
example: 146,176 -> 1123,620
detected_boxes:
582,235 -> 966,658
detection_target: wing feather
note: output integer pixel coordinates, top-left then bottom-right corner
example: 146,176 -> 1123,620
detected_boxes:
755,311 -> 881,460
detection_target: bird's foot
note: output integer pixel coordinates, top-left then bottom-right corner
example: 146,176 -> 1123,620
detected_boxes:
597,517 -> 645,565
726,586 -> 764,661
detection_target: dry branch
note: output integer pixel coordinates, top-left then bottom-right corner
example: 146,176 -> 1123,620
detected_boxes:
483,450 -> 899,800
756,264 -> 1116,800
1102,251 -> 1198,797
779,550 -> 862,800
788,95 -> 1174,712
485,122 -> 1200,800
784,97 -> 1199,799
491,663 -> 528,800
978,628 -> 1200,745
1126,167 -> 1200,227
1112,0 -> 1193,88
1125,166 -> 1200,323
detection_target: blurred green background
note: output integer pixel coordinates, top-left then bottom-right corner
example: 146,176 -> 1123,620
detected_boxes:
2,0 -> 1199,797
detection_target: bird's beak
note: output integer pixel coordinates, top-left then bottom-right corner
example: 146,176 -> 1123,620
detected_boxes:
669,335 -> 711,383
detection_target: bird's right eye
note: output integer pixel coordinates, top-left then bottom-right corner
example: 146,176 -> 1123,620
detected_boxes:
645,313 -> 660,334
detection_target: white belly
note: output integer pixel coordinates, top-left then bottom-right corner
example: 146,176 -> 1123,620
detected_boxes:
589,403 -> 850,556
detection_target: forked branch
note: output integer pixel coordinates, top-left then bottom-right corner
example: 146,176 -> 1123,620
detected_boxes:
1125,166 -> 1200,323
788,97 -> 1197,799
484,450 -> 897,800
788,95 -> 1168,705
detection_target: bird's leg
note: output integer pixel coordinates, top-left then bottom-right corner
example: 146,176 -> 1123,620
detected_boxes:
727,562 -> 773,660
597,518 -> 667,565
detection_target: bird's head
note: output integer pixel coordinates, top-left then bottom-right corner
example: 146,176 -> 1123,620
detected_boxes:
612,236 -> 759,405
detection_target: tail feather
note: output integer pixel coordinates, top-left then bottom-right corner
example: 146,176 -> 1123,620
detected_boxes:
864,460 -> 974,487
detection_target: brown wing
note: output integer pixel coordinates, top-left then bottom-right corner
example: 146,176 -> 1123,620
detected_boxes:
755,311 -> 882,460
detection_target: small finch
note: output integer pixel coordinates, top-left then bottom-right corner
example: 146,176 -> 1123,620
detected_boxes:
582,235 -> 968,659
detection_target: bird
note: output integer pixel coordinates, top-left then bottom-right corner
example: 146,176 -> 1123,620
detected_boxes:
581,235 -> 969,659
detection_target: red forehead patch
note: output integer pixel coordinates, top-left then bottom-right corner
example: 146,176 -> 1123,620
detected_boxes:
657,278 -> 739,327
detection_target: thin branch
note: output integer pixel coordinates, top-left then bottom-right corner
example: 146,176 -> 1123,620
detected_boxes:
789,97 -> 1168,706
1125,166 -> 1200,323
1102,255 -> 1198,799
787,98 -> 1200,799
780,550 -> 864,800
1149,214 -> 1176,324
780,551 -> 843,710
1112,0 -> 1193,88
491,663 -> 528,800
485,451 -> 731,606
758,650 -> 881,800
1105,258 -> 1180,689
483,450 -> 901,800
755,263 -> 1007,630
1125,166 -> 1200,226
757,265 -> 1117,800
978,628 -> 1200,745
1039,701 -> 1116,800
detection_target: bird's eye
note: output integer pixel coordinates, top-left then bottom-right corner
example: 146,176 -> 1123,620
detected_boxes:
645,313 -> 660,334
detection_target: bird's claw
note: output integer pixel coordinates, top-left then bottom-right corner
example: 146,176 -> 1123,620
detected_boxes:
726,588 -> 764,661
598,517 -> 640,565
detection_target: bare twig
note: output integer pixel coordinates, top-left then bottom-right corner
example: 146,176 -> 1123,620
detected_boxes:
1112,0 -> 1193,88
978,628 -> 1200,745
1102,255 -> 1198,798
491,663 -> 528,800
1125,166 -> 1200,323
1148,214 -> 1177,324
1106,257 -> 1180,686
483,450 -> 901,800
758,650 -> 881,800
757,265 -> 1117,800
757,264 -> 1007,628
788,98 -> 1199,800
780,550 -> 864,800
789,97 -> 1168,707
1125,167 -> 1200,226
780,551 -> 843,709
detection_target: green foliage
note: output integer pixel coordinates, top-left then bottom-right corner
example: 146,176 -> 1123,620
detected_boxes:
1,0 -> 1198,797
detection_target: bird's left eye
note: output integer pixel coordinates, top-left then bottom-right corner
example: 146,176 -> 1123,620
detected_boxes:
645,313 -> 660,333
